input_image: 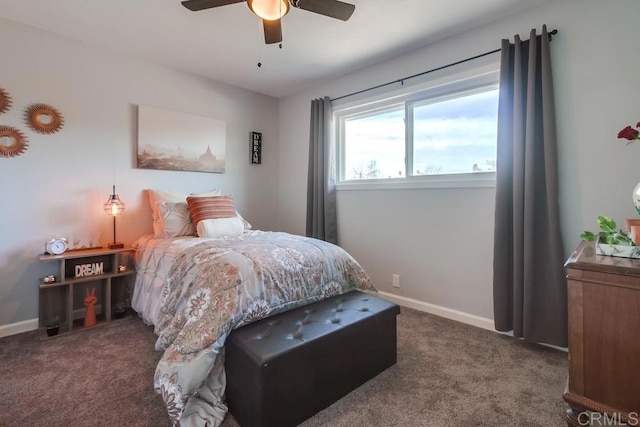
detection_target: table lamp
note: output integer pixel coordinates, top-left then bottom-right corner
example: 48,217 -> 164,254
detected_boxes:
103,185 -> 125,249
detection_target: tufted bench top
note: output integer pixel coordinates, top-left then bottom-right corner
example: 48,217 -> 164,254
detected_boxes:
227,290 -> 399,366
225,290 -> 400,427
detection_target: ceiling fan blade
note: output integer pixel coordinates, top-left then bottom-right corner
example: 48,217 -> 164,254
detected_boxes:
181,0 -> 245,12
263,19 -> 283,44
292,0 -> 355,21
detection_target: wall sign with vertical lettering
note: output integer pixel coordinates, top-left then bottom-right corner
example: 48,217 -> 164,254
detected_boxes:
250,131 -> 262,164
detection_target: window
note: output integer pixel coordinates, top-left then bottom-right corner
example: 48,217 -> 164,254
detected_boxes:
343,105 -> 405,180
335,68 -> 499,187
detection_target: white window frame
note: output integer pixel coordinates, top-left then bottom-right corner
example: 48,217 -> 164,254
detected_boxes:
334,62 -> 500,190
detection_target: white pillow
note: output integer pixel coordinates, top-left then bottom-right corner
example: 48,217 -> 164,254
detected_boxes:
156,202 -> 195,238
196,217 -> 245,238
147,189 -> 220,238
235,210 -> 252,231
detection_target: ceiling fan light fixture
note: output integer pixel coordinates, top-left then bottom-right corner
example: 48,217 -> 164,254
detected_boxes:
248,0 -> 290,20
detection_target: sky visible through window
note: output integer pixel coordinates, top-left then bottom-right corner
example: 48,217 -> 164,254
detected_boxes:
345,108 -> 405,179
344,89 -> 498,180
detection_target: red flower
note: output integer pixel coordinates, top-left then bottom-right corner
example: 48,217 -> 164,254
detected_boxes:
618,122 -> 640,142
618,125 -> 640,140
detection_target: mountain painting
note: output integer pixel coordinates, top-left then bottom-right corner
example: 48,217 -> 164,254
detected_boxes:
137,105 -> 226,173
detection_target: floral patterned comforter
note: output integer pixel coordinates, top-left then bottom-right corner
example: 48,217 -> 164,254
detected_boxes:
132,231 -> 375,426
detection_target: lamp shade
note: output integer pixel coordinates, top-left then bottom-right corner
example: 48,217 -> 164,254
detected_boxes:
103,185 -> 125,216
104,185 -> 125,249
248,0 -> 289,20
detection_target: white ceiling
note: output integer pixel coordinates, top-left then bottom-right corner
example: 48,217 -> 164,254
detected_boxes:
0,0 -> 549,98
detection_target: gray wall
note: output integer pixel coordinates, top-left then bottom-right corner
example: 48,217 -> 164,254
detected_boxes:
278,0 -> 640,325
0,18 -> 280,330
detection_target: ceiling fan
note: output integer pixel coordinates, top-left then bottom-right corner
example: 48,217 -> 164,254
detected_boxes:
181,0 -> 356,45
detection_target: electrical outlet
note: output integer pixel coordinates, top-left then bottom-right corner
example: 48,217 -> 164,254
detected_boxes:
392,274 -> 400,288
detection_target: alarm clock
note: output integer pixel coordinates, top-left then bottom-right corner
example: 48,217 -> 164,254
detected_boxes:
45,236 -> 68,255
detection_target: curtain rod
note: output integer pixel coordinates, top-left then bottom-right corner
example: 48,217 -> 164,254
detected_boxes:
330,29 -> 558,103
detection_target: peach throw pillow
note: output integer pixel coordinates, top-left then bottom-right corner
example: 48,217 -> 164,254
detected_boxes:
187,195 -> 237,228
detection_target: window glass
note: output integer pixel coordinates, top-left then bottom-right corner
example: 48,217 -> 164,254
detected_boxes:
412,89 -> 498,175
343,107 -> 405,180
335,68 -> 499,186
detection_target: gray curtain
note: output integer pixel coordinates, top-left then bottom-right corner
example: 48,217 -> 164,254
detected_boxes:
493,25 -> 567,347
306,96 -> 338,244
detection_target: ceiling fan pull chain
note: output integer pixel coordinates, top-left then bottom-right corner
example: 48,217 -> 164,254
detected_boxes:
278,0 -> 283,48
257,19 -> 263,68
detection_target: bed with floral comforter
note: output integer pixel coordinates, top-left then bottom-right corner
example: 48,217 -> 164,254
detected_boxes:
132,230 -> 375,426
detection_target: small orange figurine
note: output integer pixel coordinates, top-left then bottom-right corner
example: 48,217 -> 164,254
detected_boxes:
84,287 -> 97,328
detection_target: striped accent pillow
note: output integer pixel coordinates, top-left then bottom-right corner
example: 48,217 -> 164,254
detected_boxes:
187,195 -> 237,228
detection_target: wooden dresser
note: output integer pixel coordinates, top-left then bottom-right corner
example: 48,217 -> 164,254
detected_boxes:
564,241 -> 640,426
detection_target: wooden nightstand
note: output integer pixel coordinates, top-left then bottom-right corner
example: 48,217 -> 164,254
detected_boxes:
38,247 -> 136,339
563,241 -> 640,426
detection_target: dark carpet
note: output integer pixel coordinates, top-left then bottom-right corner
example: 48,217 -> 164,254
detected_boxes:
0,307 -> 568,426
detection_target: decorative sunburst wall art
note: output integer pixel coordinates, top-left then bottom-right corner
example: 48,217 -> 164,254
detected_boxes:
0,87 -> 65,159
24,103 -> 64,134
0,125 -> 28,158
0,88 -> 12,114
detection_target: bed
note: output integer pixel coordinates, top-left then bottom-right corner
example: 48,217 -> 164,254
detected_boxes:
131,195 -> 376,427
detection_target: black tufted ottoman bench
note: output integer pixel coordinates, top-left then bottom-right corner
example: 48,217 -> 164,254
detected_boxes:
224,290 -> 400,427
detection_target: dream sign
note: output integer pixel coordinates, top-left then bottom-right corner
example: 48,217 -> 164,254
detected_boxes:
75,262 -> 104,277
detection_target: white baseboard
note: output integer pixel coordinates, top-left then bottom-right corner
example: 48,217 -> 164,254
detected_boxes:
2,294 -> 566,352
0,318 -> 39,338
378,291 -> 568,352
0,295 -> 496,338
377,291 -> 496,331
0,305 -> 108,339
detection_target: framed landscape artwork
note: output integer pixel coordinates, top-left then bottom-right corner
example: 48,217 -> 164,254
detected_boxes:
137,105 -> 226,173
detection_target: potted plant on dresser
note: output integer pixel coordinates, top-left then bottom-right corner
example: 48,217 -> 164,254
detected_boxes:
581,215 -> 640,258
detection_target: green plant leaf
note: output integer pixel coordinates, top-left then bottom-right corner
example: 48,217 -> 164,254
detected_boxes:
580,231 -> 595,241
580,216 -> 636,246
597,216 -> 617,233
603,233 -> 616,244
616,230 -> 634,245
